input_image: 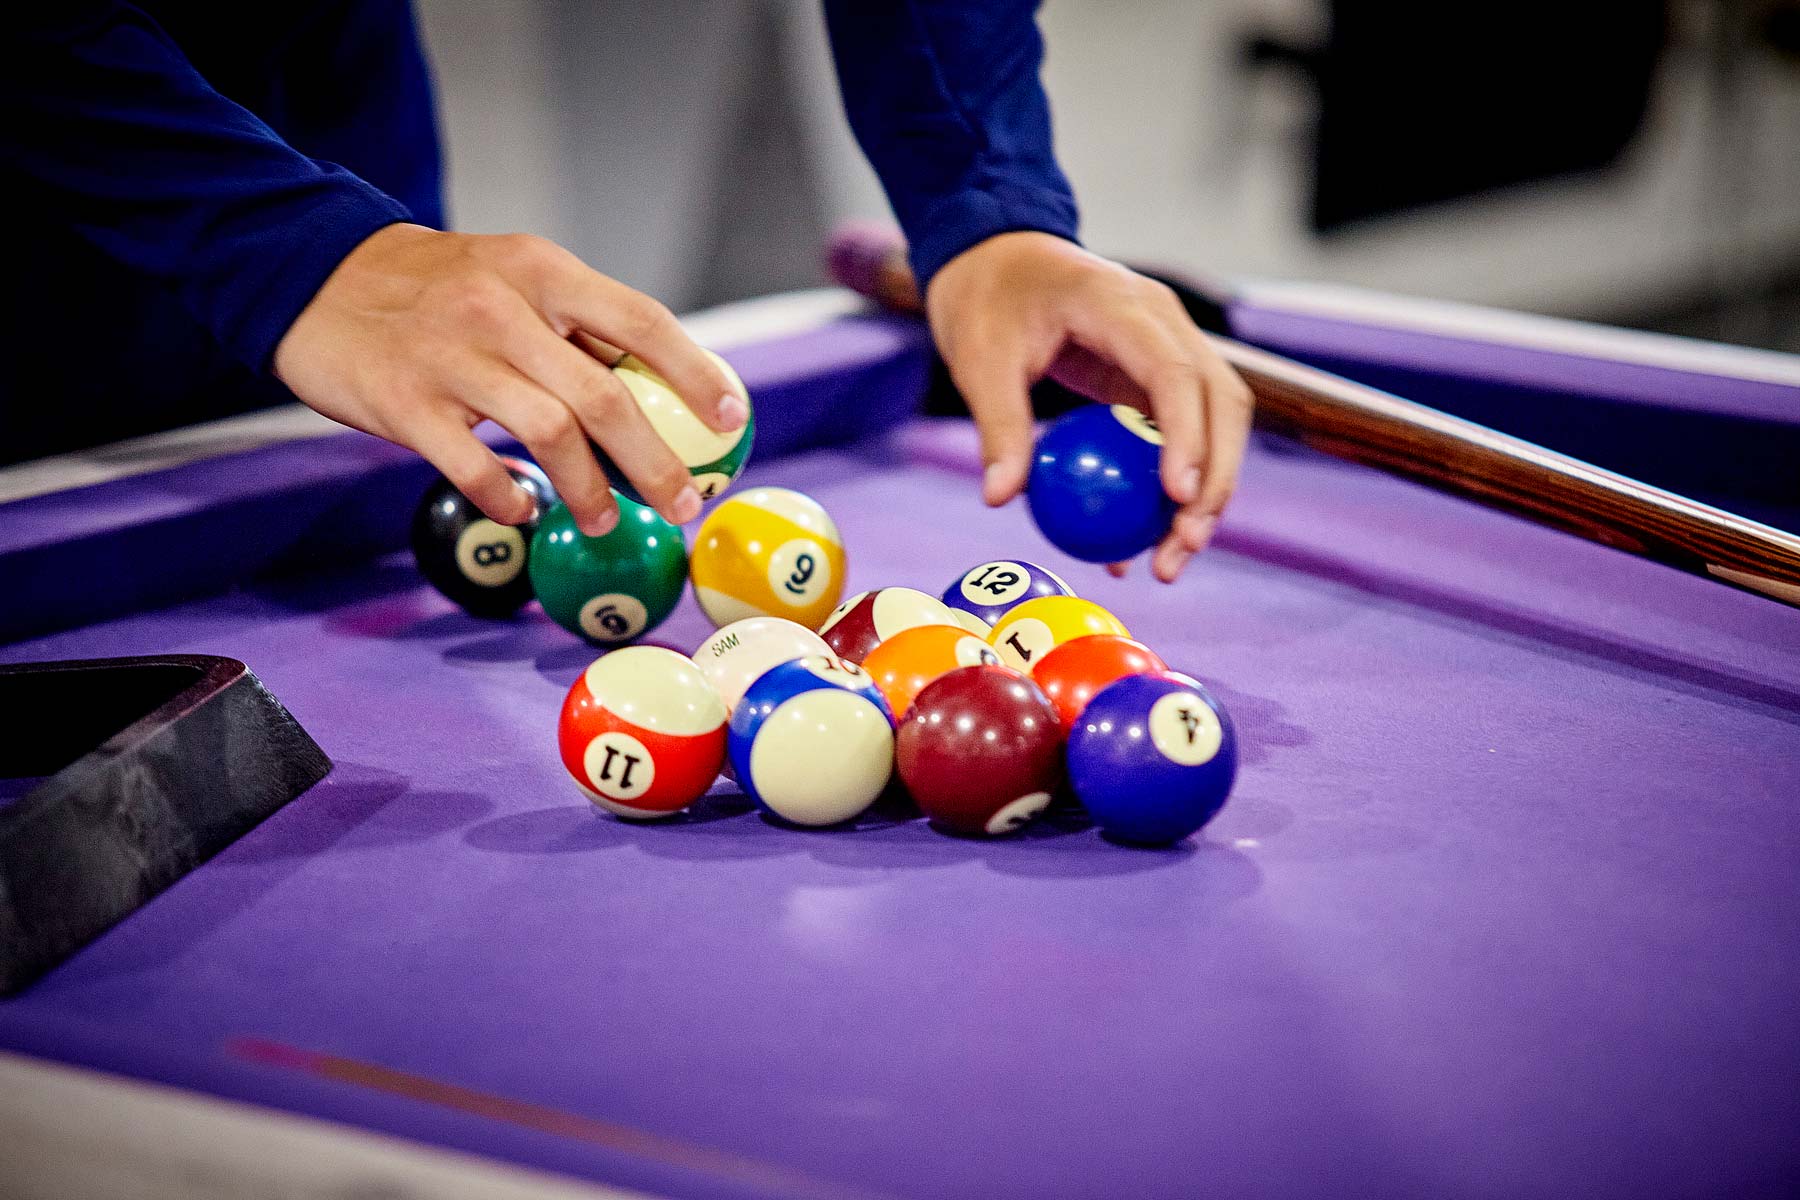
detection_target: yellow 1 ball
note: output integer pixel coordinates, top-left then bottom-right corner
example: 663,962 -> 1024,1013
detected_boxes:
986,595 -> 1130,673
689,487 -> 847,630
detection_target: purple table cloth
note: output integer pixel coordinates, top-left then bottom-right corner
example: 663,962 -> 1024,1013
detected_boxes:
4,387 -> 1798,1198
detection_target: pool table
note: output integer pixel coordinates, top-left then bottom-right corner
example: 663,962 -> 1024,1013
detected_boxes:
3,287 -> 1799,1200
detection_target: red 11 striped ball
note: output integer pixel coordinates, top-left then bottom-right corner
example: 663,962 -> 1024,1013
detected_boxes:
558,646 -> 728,819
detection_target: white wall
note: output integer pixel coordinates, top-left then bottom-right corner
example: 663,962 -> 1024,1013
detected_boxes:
415,0 -> 1800,332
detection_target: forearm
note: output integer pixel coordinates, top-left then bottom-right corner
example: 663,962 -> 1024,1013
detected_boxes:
2,4 -> 410,371
823,0 -> 1079,287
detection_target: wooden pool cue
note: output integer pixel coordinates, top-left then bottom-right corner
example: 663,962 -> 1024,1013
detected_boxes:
826,226 -> 1800,610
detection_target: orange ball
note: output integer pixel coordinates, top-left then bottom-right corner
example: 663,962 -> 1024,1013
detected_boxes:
860,624 -> 1000,718
1030,634 -> 1168,727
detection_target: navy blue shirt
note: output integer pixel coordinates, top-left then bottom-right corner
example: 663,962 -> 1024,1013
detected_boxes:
824,1 -> 1079,285
2,2 -> 1076,460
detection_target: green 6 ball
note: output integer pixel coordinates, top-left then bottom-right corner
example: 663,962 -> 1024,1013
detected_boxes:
529,494 -> 688,644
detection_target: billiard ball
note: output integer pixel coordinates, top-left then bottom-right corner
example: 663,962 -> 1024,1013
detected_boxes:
895,664 -> 1063,836
728,655 -> 895,826
558,646 -> 728,819
592,350 -> 754,504
1027,404 -> 1177,562
690,616 -> 832,712
689,487 -> 846,629
859,623 -> 1000,718
1031,634 -> 1168,727
986,595 -> 1130,673
528,493 -> 687,644
1066,672 -> 1237,845
818,587 -> 962,664
940,559 -> 1074,631
410,457 -> 557,617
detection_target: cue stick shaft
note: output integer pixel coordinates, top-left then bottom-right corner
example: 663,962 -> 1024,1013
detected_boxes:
825,229 -> 1800,609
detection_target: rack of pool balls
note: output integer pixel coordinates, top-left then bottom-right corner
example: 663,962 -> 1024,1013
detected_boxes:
557,564 -> 1236,846
409,354 -> 1233,845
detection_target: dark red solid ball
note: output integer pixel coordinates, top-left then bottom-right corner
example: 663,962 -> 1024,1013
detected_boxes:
895,664 -> 1063,836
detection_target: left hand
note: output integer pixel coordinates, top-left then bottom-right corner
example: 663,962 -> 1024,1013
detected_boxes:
924,232 -> 1253,582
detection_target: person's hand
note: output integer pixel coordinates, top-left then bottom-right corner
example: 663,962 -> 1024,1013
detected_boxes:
924,232 -> 1253,582
273,223 -> 748,535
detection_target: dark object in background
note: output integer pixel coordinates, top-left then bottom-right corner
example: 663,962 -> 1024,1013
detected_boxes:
0,655 -> 330,995
1765,0 -> 1800,58
1257,2 -> 1670,231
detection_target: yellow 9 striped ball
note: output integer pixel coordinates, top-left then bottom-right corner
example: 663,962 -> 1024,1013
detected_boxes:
689,487 -> 846,630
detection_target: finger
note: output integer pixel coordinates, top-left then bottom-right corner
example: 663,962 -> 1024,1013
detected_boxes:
946,342 -> 1036,506
1069,307 -> 1205,506
1106,561 -> 1130,579
409,415 -> 539,527
1150,509 -> 1219,584
507,242 -> 746,434
500,319 -> 702,526
1195,348 -> 1255,517
447,354 -> 621,537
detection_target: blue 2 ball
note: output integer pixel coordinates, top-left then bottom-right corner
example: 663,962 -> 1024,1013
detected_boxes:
1027,404 -> 1177,563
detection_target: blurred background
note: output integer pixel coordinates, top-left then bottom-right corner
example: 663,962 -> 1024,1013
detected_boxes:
416,0 -> 1800,352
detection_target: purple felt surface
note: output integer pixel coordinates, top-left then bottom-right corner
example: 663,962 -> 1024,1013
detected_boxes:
4,412 -> 1799,1199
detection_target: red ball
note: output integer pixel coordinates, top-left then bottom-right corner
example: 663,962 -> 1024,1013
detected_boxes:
895,664 -> 1063,836
1031,634 -> 1168,728
558,646 -> 728,819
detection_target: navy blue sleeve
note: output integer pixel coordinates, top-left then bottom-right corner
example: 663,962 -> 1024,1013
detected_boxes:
1,5 -> 414,373
824,0 -> 1080,288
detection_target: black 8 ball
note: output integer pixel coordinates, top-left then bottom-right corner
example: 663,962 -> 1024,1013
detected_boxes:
410,457 -> 557,617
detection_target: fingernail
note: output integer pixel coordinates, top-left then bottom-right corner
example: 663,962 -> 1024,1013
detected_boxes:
579,507 -> 619,538
716,395 -> 748,431
670,485 -> 702,524
517,489 -> 540,524
1170,467 -> 1202,505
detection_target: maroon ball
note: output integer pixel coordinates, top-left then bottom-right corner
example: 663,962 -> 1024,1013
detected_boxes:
896,664 -> 1063,836
818,587 -> 958,665
820,606 -> 882,665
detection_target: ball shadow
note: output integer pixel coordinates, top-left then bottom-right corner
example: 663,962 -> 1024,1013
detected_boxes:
531,636 -> 693,688
1183,674 -> 1312,769
393,610 -> 506,641
462,804 -> 629,855
442,616 -> 573,665
535,642 -> 598,685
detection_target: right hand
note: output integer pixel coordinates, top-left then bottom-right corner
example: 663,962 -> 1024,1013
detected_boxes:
273,223 -> 747,535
